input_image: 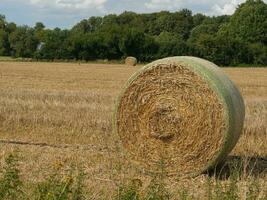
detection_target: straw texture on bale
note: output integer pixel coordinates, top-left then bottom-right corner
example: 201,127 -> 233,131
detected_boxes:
114,56 -> 245,177
125,57 -> 137,66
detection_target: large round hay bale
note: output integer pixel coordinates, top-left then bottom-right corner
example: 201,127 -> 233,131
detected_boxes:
114,56 -> 245,177
125,57 -> 137,66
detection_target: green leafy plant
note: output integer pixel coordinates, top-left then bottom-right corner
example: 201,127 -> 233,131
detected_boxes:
0,152 -> 25,200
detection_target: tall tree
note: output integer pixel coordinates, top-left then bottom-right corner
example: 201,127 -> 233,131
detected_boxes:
156,32 -> 187,58
222,0 -> 267,44
0,29 -> 9,55
36,28 -> 71,60
9,26 -> 38,57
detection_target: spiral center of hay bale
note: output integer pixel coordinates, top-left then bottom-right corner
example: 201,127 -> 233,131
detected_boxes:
148,101 -> 179,141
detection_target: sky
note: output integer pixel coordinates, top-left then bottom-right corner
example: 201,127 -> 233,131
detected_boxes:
0,0 -> 265,29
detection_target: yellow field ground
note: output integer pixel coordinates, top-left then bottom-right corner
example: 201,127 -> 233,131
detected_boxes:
0,62 -> 266,199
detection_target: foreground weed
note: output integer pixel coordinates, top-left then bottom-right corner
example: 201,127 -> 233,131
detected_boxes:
177,187 -> 194,200
246,179 -> 261,200
0,153 -> 25,200
116,183 -> 140,200
205,177 -> 213,200
211,176 -> 239,200
116,159 -> 171,200
71,169 -> 86,200
35,168 -> 86,200
225,160 -> 240,200
143,177 -> 171,200
115,176 -> 171,200
35,173 -> 71,200
142,159 -> 171,200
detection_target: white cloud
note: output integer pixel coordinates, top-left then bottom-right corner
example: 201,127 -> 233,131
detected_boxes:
145,0 -> 182,10
144,0 -> 249,15
212,0 -> 244,15
20,0 -> 107,11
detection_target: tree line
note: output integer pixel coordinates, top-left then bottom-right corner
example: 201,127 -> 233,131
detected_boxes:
0,0 -> 266,66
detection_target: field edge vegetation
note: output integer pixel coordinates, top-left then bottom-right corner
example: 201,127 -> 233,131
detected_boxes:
0,0 -> 267,66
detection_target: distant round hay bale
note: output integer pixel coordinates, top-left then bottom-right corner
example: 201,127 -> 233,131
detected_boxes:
114,56 -> 245,177
125,57 -> 137,66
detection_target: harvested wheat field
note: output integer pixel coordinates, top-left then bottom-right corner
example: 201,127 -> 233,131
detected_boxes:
0,61 -> 266,199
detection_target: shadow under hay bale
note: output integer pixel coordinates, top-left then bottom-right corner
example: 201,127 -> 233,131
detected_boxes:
207,155 -> 267,180
125,57 -> 137,66
114,56 -> 245,177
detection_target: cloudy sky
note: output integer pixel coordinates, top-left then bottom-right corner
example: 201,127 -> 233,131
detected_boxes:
0,0 -> 265,29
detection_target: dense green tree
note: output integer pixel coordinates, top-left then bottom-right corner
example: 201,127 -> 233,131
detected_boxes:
151,11 -> 174,35
156,32 -> 187,58
0,15 -> 6,29
102,14 -> 118,26
34,22 -> 45,44
70,32 -> 107,61
0,15 -> 9,55
5,22 -> 16,33
101,25 -> 124,59
119,28 -> 145,59
172,9 -> 194,40
140,34 -> 159,61
214,34 -> 248,66
248,42 -> 267,64
9,26 -> 38,57
187,15 -> 231,64
193,13 -> 207,27
34,22 -> 45,31
117,12 -> 146,32
119,28 -> 158,61
35,28 -> 71,60
71,19 -> 92,34
223,0 -> 267,44
144,9 -> 193,39
0,29 -> 9,55
187,23 -> 219,58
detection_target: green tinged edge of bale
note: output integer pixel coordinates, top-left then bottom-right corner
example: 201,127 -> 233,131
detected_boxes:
113,56 -> 245,177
